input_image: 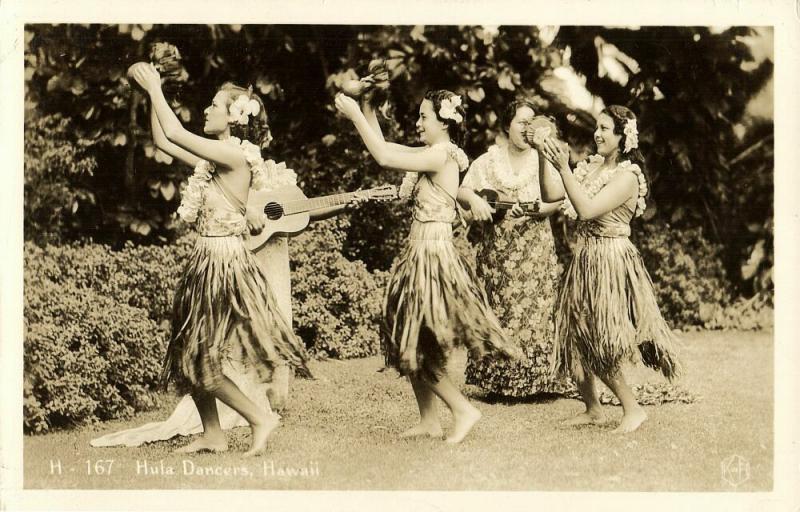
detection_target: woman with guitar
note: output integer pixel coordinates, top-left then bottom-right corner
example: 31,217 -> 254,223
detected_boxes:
457,99 -> 573,398
335,89 -> 520,444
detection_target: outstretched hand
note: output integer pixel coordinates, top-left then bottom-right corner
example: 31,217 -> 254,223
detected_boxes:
541,137 -> 570,173
128,62 -> 162,94
334,93 -> 363,121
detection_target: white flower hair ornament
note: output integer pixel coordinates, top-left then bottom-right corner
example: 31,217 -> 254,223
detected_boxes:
439,95 -> 464,124
623,118 -> 639,153
228,93 -> 261,126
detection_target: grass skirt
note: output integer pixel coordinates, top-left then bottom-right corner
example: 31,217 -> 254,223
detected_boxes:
162,236 -> 310,394
552,234 -> 682,381
383,221 -> 520,381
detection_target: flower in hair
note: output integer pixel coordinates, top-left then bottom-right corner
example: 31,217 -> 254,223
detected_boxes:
439,95 -> 464,123
623,118 -> 639,153
228,93 -> 261,126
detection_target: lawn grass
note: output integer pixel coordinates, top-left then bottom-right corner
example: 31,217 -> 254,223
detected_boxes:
23,330 -> 773,491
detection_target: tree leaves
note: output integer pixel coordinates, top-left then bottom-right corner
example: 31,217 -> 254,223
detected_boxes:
23,24 -> 773,297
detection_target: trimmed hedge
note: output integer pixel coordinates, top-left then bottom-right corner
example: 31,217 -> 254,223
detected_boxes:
24,262 -> 164,433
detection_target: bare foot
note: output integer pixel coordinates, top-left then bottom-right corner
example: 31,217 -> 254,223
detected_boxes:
562,410 -> 605,426
174,434 -> 228,454
243,414 -> 280,457
400,422 -> 444,439
610,407 -> 647,434
445,407 -> 482,444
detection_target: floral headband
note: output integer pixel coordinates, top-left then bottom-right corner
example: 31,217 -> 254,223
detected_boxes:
228,89 -> 261,126
623,118 -> 639,153
439,95 -> 464,124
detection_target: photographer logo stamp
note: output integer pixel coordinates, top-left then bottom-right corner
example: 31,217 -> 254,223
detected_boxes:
720,454 -> 750,487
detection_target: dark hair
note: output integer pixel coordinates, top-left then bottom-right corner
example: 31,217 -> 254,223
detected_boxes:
500,98 -> 537,135
423,90 -> 467,148
601,105 -> 645,171
219,82 -> 272,153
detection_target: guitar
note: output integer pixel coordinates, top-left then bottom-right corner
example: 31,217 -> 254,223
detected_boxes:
244,184 -> 398,251
476,189 -> 540,223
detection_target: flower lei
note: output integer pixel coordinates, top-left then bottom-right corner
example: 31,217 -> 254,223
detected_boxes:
623,118 -> 639,153
176,159 -> 215,223
232,136 -> 297,192
485,144 -> 538,194
561,154 -> 648,219
438,95 -> 463,123
176,137 -> 297,224
398,142 -> 469,199
228,92 -> 261,126
398,172 -> 420,200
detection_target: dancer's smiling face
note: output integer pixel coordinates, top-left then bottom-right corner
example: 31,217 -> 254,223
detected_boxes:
203,91 -> 231,135
415,99 -> 448,145
594,113 -> 622,158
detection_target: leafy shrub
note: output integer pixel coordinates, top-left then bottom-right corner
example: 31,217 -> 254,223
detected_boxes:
24,237 -> 195,325
633,221 -> 733,329
704,292 -> 773,331
291,217 -> 388,359
23,240 -> 193,432
24,253 -> 164,433
24,114 -> 97,245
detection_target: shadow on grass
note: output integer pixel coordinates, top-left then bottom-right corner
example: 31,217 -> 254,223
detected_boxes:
467,389 -> 569,405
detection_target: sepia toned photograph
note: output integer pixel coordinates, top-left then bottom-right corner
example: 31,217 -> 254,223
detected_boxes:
1,1 -> 798,511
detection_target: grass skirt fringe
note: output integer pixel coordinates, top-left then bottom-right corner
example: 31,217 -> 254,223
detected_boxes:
162,236 -> 310,394
383,221 -> 520,381
552,234 -> 682,381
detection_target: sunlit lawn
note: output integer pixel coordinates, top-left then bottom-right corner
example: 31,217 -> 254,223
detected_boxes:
24,330 -> 772,491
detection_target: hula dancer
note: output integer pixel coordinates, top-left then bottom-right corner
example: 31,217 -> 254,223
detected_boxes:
540,105 -> 682,434
128,63 -> 311,455
335,89 -> 520,443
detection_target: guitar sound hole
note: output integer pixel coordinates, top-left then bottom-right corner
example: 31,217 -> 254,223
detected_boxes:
264,203 -> 284,221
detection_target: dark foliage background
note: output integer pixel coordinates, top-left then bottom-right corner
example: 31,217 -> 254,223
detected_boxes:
24,24 -> 773,295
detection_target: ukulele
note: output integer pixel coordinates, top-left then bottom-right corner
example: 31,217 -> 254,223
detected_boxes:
244,184 -> 398,251
475,189 -> 540,223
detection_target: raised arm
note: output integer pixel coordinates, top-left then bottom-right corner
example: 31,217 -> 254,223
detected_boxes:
335,94 -> 444,173
150,106 -> 201,167
538,153 -> 565,202
563,171 -> 636,220
130,63 -> 245,170
541,138 -> 636,220
362,97 -> 425,154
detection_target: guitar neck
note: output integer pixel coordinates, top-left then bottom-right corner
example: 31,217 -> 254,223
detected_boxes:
487,201 -> 518,210
487,201 -> 537,212
283,191 -> 370,215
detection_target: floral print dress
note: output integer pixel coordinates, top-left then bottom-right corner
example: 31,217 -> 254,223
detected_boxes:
462,144 -> 574,396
